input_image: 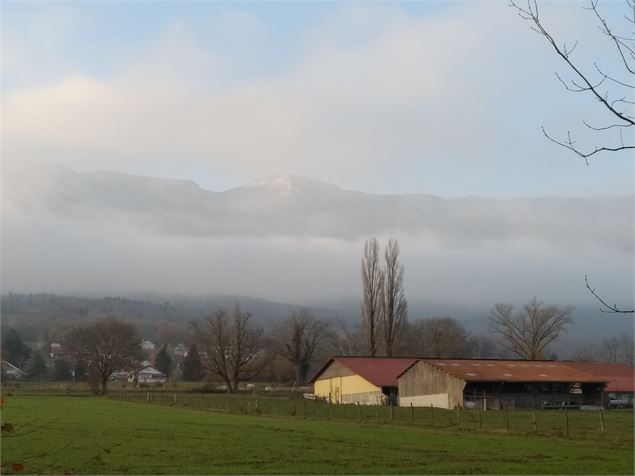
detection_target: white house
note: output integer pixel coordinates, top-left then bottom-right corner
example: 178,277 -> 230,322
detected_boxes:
128,361 -> 166,383
141,340 -> 156,352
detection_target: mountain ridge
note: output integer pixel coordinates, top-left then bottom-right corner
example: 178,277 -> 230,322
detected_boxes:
4,166 -> 632,250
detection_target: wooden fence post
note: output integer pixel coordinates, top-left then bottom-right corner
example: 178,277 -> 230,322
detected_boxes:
146,391 -> 150,402
564,408 -> 569,438
358,403 -> 362,423
329,401 -> 333,419
532,408 -> 537,434
505,408 -> 509,432
599,409 -> 605,433
410,403 -> 414,424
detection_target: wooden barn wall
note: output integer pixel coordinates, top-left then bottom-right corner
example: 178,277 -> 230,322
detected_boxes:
398,361 -> 466,409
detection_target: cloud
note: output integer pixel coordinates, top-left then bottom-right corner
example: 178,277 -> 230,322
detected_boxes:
1,2 -> 632,308
4,1 -> 626,196
1,166 -> 632,307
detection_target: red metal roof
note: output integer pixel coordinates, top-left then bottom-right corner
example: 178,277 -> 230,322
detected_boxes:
418,359 -> 607,383
310,356 -> 419,387
563,362 -> 634,392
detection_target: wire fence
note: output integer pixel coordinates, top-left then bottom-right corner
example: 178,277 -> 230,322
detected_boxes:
107,390 -> 631,441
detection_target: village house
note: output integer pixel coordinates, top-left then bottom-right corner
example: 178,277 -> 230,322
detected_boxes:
48,342 -> 71,360
141,340 -> 156,352
1,360 -> 26,380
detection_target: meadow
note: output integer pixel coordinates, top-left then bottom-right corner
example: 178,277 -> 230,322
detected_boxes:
1,395 -> 633,475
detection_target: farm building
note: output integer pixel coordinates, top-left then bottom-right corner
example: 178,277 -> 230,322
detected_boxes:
398,359 -> 608,410
563,361 -> 634,408
311,356 -> 418,405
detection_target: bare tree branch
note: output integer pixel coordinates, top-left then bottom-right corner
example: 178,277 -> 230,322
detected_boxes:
511,0 -> 635,161
585,275 -> 635,313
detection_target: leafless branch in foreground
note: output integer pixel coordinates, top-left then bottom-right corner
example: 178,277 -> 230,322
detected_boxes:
585,275 -> 635,313
511,0 -> 634,163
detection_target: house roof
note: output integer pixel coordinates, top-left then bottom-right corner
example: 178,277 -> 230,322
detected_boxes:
310,356 -> 419,387
1,360 -> 25,374
414,359 -> 608,384
563,362 -> 634,392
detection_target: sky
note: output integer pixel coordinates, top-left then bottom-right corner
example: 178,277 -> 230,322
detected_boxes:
1,1 -> 633,314
3,0 -> 633,197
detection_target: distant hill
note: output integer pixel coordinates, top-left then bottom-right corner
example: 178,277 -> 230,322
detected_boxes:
0,292 -> 345,344
2,292 -> 630,360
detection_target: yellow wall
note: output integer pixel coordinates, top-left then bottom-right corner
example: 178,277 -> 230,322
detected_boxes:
314,374 -> 381,404
400,393 -> 450,409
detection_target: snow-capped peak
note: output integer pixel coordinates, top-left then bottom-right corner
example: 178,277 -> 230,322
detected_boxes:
247,175 -> 297,193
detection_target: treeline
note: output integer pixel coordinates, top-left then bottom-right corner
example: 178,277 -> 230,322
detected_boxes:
3,302 -> 633,393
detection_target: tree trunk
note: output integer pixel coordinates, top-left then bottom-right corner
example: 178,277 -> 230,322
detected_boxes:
294,364 -> 304,386
100,375 -> 109,395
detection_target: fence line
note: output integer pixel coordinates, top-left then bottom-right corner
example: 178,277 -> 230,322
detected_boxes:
107,390 -> 615,440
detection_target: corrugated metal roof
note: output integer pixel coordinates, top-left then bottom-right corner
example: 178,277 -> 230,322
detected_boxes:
417,359 -> 607,383
563,362 -> 634,392
310,356 -> 418,387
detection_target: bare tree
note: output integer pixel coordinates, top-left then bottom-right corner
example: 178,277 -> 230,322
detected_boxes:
511,0 -> 634,162
361,238 -> 384,356
601,332 -> 635,365
191,304 -> 266,392
274,309 -> 330,385
490,298 -> 573,360
380,239 -> 408,356
65,317 -> 142,394
408,317 -> 477,358
330,318 -> 364,356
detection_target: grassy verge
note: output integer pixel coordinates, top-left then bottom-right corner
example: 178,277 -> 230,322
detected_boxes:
1,395 -> 633,475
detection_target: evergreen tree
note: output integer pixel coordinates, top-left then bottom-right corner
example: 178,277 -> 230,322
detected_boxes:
154,344 -> 172,379
1,328 -> 31,368
182,345 -> 204,381
74,360 -> 87,381
25,351 -> 48,380
51,360 -> 72,381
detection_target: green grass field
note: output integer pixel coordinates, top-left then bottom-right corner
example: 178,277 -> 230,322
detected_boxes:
1,396 -> 633,475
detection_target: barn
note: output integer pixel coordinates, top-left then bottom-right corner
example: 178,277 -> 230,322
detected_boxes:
563,361 -> 634,408
398,359 -> 608,410
310,356 -> 418,405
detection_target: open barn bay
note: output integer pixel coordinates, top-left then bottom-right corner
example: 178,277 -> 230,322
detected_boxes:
1,396 -> 633,475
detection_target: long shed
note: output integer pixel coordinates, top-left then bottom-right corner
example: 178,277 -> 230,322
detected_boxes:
398,359 -> 608,410
563,361 -> 634,407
